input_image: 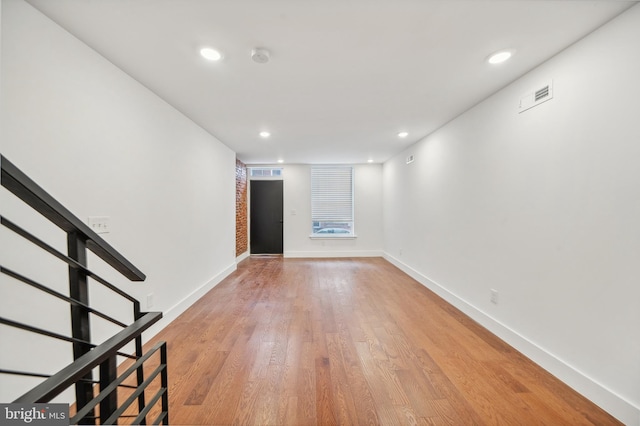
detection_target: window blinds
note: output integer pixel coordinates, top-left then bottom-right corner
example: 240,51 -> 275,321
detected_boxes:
311,166 -> 353,222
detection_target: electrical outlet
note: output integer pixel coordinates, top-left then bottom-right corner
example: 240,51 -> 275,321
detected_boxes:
490,289 -> 499,304
147,293 -> 154,309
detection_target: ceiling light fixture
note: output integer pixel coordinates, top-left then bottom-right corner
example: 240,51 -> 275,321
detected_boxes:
398,131 -> 409,138
277,159 -> 284,163
259,131 -> 271,138
487,50 -> 514,65
200,47 -> 222,61
367,159 -> 374,163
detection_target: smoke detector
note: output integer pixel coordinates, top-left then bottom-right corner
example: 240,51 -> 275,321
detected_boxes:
251,48 -> 270,64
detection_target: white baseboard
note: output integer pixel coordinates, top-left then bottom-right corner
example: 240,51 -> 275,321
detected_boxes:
236,250 -> 250,263
383,252 -> 640,426
284,250 -> 383,258
143,261 -> 237,341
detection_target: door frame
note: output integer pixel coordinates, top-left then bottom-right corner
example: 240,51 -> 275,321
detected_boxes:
248,169 -> 284,255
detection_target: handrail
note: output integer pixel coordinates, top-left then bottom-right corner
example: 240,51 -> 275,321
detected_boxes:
13,312 -> 162,404
1,217 -> 139,303
70,341 -> 165,423
1,155 -> 145,281
1,156 -> 168,424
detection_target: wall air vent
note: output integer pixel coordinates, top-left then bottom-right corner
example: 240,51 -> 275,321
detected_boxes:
519,80 -> 553,113
406,154 -> 414,164
535,85 -> 550,101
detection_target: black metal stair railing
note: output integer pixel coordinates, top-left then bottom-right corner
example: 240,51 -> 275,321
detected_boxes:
0,155 -> 169,425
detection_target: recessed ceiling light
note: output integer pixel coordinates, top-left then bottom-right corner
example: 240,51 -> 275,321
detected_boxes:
277,159 -> 284,163
259,131 -> 271,138
488,50 -> 514,65
367,159 -> 374,163
200,47 -> 223,61
398,131 -> 409,138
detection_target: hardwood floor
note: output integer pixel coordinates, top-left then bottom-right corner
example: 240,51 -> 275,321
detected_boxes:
136,256 -> 620,425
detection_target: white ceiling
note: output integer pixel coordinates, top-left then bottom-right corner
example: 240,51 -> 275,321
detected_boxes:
25,0 -> 635,165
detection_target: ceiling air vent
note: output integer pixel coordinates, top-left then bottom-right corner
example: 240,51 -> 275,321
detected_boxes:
519,80 -> 553,113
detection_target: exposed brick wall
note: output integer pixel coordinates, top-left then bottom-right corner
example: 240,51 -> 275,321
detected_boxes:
235,159 -> 248,256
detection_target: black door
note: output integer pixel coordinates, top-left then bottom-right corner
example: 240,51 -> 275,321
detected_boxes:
250,180 -> 283,254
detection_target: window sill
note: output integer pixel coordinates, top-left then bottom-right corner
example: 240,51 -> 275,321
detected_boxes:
309,234 -> 357,240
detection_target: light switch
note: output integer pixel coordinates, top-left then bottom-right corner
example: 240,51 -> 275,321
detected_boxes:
291,209 -> 297,215
88,216 -> 110,234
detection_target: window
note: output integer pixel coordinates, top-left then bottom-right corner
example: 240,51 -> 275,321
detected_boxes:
311,166 -> 354,236
248,167 -> 282,179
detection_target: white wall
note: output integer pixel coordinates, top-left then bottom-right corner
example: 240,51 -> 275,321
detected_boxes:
279,164 -> 383,257
0,0 -> 236,401
383,5 -> 640,425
